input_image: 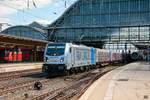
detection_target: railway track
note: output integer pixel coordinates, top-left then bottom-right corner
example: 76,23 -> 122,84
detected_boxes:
0,78 -> 49,96
0,69 -> 42,81
0,65 -> 120,100
30,66 -> 117,100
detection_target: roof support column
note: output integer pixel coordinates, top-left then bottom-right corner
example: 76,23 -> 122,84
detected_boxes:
33,46 -> 37,62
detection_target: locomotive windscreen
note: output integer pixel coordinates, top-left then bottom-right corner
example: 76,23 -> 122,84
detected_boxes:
46,44 -> 65,56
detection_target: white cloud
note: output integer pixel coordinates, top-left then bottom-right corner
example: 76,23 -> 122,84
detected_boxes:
0,0 -> 55,23
0,5 -> 16,17
0,0 -> 76,25
0,17 -> 10,23
35,0 -> 55,7
0,17 -> 11,30
35,19 -> 50,25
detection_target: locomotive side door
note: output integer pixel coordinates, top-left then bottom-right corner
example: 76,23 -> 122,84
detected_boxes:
71,47 -> 75,68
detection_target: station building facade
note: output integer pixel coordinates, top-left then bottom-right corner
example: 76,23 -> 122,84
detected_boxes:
47,0 -> 150,53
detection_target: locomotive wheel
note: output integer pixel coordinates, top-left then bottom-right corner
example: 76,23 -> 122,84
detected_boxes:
74,68 -> 78,74
93,65 -> 96,69
66,70 -> 70,76
91,65 -> 94,69
86,66 -> 89,71
89,66 -> 92,70
78,67 -> 81,72
80,67 -> 84,72
83,66 -> 86,71
72,69 -> 75,74
70,68 -> 74,74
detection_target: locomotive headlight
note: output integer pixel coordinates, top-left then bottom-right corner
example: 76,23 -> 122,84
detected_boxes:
60,57 -> 64,62
44,57 -> 48,62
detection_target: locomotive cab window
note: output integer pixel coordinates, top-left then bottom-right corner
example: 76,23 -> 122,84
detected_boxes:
46,44 -> 66,56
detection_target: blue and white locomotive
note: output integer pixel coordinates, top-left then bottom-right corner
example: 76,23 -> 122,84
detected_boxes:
42,43 -> 96,76
42,43 -> 122,76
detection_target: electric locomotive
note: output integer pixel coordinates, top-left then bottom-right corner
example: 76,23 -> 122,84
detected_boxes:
42,43 -> 96,76
42,43 -> 122,76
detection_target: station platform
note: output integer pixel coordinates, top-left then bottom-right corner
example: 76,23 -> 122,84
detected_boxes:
80,62 -> 150,100
0,62 -> 43,73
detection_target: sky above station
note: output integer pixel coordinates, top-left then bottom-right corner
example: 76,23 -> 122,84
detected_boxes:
0,0 -> 77,29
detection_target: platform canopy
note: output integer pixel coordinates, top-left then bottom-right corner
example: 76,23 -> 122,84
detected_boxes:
0,33 -> 48,48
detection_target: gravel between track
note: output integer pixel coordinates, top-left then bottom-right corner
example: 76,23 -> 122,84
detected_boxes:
0,65 -> 121,100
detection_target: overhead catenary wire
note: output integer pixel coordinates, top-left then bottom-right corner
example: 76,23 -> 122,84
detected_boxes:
27,0 -> 37,8
27,0 -> 30,9
32,0 -> 37,8
0,0 -> 75,20
0,1 -> 46,21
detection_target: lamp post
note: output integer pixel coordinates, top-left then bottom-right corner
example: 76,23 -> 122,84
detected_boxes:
147,43 -> 150,71
125,42 -> 127,63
